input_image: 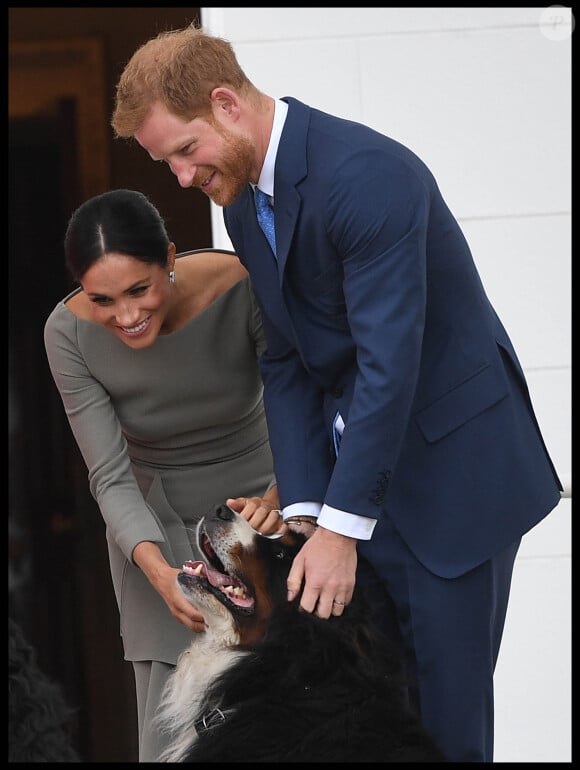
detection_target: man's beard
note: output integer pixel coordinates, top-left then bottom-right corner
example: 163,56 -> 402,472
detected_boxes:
202,130 -> 256,208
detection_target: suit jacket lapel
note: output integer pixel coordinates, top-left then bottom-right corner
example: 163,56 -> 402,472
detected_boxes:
273,98 -> 310,284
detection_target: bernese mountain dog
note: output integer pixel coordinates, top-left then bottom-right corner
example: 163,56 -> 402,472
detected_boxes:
155,503 -> 446,762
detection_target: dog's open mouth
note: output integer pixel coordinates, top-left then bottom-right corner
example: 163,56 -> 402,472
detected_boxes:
180,526 -> 255,612
181,560 -> 254,610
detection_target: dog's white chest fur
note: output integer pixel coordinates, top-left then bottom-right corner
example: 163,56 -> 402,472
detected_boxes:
155,619 -> 247,763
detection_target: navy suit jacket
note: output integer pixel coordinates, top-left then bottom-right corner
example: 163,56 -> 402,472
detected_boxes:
224,97 -> 561,578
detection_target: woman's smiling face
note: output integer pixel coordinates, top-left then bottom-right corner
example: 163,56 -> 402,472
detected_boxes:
81,252 -> 173,349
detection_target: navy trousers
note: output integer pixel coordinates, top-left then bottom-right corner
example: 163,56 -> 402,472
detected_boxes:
357,516 -> 520,762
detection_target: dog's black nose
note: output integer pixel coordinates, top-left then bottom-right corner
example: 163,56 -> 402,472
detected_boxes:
215,503 -> 235,521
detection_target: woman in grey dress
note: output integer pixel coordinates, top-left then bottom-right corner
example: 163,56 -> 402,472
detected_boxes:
44,189 -> 281,761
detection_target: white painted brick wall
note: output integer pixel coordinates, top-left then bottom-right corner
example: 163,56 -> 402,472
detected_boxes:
202,8 -> 572,760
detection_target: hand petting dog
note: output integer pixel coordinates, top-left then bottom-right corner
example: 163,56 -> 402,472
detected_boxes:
287,526 -> 357,618
226,492 -> 287,537
132,540 -> 207,634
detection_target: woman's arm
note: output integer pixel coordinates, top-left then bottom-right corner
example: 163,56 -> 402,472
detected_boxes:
44,305 -> 165,559
44,306 -> 205,631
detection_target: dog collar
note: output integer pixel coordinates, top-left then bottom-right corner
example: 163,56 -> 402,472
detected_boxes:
194,706 -> 226,733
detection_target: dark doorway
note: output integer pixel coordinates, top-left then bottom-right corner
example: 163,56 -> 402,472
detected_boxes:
9,13 -> 209,760
9,111 -> 139,762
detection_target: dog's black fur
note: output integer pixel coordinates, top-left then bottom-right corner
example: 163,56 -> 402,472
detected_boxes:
9,617 -> 81,762
156,504 -> 446,763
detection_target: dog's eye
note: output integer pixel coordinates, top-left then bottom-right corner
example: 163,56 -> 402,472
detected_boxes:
274,548 -> 285,559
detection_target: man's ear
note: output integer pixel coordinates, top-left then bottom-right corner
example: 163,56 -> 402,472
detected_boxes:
210,86 -> 241,122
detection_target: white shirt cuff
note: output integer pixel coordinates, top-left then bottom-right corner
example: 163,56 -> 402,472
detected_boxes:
282,501 -> 376,540
282,501 -> 322,520
318,504 -> 376,540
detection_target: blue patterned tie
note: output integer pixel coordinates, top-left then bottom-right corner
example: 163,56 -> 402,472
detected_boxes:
254,187 -> 276,255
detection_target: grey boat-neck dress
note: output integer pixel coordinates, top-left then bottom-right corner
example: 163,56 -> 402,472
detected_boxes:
44,269 -> 275,759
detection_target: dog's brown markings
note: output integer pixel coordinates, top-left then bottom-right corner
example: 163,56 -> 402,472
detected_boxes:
229,541 -> 276,648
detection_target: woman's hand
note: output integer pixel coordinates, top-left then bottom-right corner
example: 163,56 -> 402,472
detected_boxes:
154,565 -> 207,633
132,541 -> 206,633
226,486 -> 286,537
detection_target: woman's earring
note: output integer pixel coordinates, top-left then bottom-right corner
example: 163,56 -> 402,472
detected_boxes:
169,270 -> 175,285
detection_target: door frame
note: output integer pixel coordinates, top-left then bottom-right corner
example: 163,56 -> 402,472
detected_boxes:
9,37 -> 110,198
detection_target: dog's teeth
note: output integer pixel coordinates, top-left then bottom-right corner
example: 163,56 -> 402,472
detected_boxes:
224,585 -> 245,597
193,564 -> 203,575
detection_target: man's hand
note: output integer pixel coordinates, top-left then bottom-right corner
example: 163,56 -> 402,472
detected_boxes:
286,526 -> 357,618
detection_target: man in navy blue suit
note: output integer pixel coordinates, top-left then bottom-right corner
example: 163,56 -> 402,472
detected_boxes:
112,24 -> 562,762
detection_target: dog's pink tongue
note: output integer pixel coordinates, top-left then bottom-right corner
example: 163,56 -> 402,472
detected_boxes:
182,561 -> 254,608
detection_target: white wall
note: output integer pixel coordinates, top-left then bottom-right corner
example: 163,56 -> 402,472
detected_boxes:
201,7 -> 572,761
